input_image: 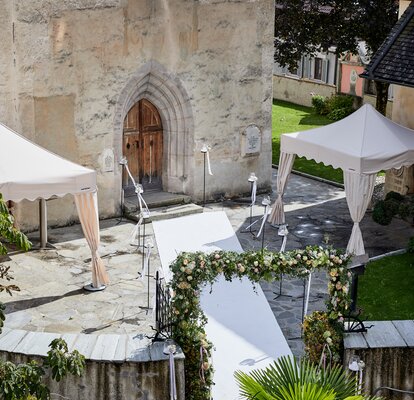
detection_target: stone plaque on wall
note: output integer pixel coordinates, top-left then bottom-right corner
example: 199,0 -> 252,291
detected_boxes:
101,148 -> 114,172
242,124 -> 261,156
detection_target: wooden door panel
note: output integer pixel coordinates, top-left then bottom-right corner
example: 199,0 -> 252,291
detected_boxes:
141,99 -> 162,130
123,99 -> 163,192
123,103 -> 139,131
151,131 -> 163,176
123,132 -> 140,187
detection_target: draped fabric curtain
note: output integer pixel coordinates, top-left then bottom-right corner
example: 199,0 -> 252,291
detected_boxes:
74,191 -> 109,288
344,171 -> 376,255
268,152 -> 295,225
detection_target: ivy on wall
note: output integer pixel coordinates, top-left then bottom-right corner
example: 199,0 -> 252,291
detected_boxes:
168,246 -> 352,400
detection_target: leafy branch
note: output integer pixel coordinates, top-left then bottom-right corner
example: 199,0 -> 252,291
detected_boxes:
0,194 -> 85,398
0,339 -> 86,400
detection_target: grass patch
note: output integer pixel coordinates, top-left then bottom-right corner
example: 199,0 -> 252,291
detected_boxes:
272,99 -> 343,184
358,252 -> 414,320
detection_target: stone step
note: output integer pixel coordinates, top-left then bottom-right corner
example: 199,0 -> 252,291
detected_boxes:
124,191 -> 191,213
125,203 -> 203,223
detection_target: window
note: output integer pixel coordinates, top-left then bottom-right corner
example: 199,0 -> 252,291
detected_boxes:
314,57 -> 323,80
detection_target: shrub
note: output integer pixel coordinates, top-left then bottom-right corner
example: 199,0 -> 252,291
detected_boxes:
385,191 -> 404,201
372,200 -> 394,225
327,107 -> 354,121
408,237 -> 414,253
325,94 -> 354,113
312,95 -> 328,115
399,203 -> 411,220
386,198 -> 402,216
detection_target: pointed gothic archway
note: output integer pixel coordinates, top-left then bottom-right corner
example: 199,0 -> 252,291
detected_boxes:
114,61 -> 194,199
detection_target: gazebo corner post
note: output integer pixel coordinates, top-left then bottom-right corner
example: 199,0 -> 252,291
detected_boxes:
268,151 -> 295,226
39,198 -> 47,249
343,171 -> 377,257
74,191 -> 109,292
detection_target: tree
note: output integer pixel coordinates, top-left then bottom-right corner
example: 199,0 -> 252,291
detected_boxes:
0,194 -> 85,399
274,0 -> 399,115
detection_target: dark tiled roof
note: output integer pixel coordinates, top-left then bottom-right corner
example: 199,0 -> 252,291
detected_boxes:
275,2 -> 332,13
360,2 -> 414,88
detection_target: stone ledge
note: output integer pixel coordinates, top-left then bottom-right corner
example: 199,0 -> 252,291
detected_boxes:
344,320 -> 414,349
0,327 -> 184,362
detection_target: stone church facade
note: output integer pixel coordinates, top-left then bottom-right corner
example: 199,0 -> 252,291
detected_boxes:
0,0 -> 274,229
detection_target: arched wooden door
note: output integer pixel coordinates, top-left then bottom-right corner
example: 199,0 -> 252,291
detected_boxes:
123,99 -> 163,193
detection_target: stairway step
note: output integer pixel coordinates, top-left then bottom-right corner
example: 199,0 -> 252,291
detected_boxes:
125,203 -> 203,223
124,192 -> 191,212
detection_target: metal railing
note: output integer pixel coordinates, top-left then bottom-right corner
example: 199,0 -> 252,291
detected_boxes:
152,271 -> 174,342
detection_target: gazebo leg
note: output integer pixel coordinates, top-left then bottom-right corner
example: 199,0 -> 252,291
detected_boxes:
39,199 -> 47,249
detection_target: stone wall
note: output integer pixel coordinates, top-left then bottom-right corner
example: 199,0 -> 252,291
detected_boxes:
362,94 -> 393,119
2,350 -> 185,400
272,75 -> 336,107
0,0 -> 274,230
383,1 -> 414,196
385,85 -> 414,195
344,320 -> 414,400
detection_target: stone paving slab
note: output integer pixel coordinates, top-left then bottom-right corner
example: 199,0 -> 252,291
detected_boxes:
0,327 -> 185,362
1,169 -> 413,360
1,220 -> 160,337
202,170 -> 414,357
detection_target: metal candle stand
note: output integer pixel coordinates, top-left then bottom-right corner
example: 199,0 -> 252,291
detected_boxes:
140,228 -> 153,312
201,145 -> 208,207
242,173 -> 258,236
273,224 -> 291,299
260,197 -> 271,251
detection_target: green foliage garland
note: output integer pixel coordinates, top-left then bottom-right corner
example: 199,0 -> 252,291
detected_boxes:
303,311 -> 343,365
169,246 -> 351,400
0,339 -> 85,400
0,194 -> 85,399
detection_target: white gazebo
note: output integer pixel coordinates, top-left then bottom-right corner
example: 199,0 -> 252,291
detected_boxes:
0,122 -> 109,289
269,104 -> 414,255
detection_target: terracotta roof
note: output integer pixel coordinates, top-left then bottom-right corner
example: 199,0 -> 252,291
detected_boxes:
360,2 -> 414,88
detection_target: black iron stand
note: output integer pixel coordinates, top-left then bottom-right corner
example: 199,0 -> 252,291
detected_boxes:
249,181 -> 254,234
273,274 -> 286,299
203,152 -> 206,207
116,183 -> 125,225
284,278 -> 307,340
260,203 -> 268,252
140,233 -> 153,313
242,182 -> 259,236
273,227 -> 290,299
349,263 -> 365,312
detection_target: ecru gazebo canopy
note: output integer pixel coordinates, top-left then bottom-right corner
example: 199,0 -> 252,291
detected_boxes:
269,104 -> 414,255
0,122 -> 109,289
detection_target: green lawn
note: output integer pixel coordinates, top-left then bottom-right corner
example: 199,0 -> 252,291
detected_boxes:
272,100 -> 344,184
358,252 -> 414,320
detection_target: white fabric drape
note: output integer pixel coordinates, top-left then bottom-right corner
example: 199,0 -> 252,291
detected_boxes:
344,171 -> 376,255
74,191 -> 109,288
268,152 -> 295,225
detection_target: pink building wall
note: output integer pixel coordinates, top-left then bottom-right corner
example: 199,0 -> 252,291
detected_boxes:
340,64 -> 365,97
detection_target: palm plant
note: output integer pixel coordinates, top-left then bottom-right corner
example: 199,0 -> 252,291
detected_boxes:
235,356 -> 379,400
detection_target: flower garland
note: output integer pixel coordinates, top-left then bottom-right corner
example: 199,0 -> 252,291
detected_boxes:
169,246 -> 351,400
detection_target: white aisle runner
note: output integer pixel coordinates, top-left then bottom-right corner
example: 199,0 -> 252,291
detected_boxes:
153,211 -> 292,399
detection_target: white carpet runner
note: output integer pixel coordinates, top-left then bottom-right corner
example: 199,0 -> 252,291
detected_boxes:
153,211 -> 292,399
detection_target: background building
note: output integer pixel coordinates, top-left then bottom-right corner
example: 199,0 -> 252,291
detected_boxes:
0,0 -> 274,229
361,0 -> 414,195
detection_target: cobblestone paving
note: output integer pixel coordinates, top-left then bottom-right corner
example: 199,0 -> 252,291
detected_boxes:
3,169 -> 413,358
205,169 -> 414,358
